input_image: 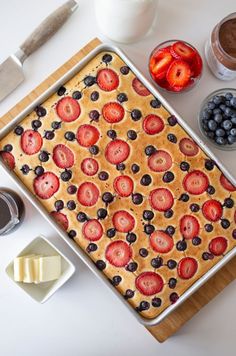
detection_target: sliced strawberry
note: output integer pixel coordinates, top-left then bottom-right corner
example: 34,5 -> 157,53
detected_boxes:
34,172 -> 59,199
180,215 -> 200,239
220,174 -> 236,192
150,51 -> 173,78
112,210 -> 135,233
77,182 -> 99,207
53,144 -> 74,169
0,151 -> 15,170
179,138 -> 199,157
21,129 -> 42,155
102,102 -> 125,123
82,219 -> 103,241
202,199 -> 223,222
148,150 -> 172,172
105,139 -> 130,165
56,96 -> 81,122
152,46 -> 171,59
97,69 -> 119,91
149,188 -> 174,211
177,257 -> 198,279
150,230 -> 174,253
183,170 -> 209,195
191,52 -> 203,78
135,272 -> 164,296
143,115 -> 164,135
50,211 -> 68,230
76,124 -> 100,147
114,175 -> 134,197
132,77 -> 150,96
209,236 -> 228,256
105,240 -> 132,267
166,60 -> 191,88
81,158 -> 99,176
171,41 -> 196,61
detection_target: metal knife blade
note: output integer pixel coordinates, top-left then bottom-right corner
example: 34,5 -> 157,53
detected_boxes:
0,54 -> 24,102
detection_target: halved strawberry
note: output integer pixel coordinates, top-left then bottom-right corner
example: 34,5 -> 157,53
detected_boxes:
21,129 -> 43,155
112,210 -> 135,233
150,50 -> 173,79
81,158 -> 99,176
220,174 -> 236,192
97,69 -> 119,91
177,257 -> 198,279
105,139 -> 130,165
105,240 -> 132,267
102,102 -> 125,123
50,211 -> 68,230
180,215 -> 200,239
135,272 -> 164,296
179,138 -> 199,157
113,175 -> 134,197
152,46 -> 171,59
150,230 -> 174,253
0,151 -> 15,170
202,199 -> 223,222
143,115 -> 164,135
56,96 -> 81,122
171,41 -> 196,61
77,182 -> 99,207
33,172 -> 59,199
191,52 -> 203,78
148,150 -> 172,172
183,170 -> 209,195
82,219 -> 103,241
52,144 -> 74,169
132,77 -> 150,96
149,188 -> 174,211
166,60 -> 191,88
209,236 -> 227,256
76,124 -> 100,147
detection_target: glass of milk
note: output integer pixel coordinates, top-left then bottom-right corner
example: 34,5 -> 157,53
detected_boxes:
94,0 -> 158,43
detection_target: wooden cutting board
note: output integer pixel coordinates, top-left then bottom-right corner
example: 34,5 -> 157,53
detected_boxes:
1,37 -> 236,343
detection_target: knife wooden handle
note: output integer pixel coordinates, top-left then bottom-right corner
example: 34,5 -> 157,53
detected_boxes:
20,0 -> 78,60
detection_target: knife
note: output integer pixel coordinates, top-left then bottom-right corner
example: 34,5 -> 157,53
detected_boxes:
0,0 -> 78,102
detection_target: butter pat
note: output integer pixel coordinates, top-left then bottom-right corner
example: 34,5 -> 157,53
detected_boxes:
23,254 -> 36,283
39,256 -> 61,283
13,256 -> 25,282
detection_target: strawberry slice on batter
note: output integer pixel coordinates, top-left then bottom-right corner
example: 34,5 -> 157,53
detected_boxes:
112,210 -> 135,233
81,158 -> 99,176
177,257 -> 198,279
76,124 -> 100,147
77,182 -> 99,207
53,144 -> 74,169
105,139 -> 130,165
105,240 -> 132,267
180,215 -> 200,239
135,272 -> 164,296
149,188 -> 174,211
34,172 -> 60,199
220,173 -> 236,192
132,77 -> 150,96
56,96 -> 81,122
202,199 -> 223,222
0,151 -> 15,170
102,102 -> 125,123
150,230 -> 174,253
82,219 -> 103,241
143,114 -> 164,135
209,236 -> 228,256
50,211 -> 69,230
148,150 -> 172,172
97,68 -> 119,91
113,175 -> 134,197
21,129 -> 43,155
183,170 -> 209,195
179,138 -> 199,157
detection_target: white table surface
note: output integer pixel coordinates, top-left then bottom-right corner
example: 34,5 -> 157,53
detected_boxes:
0,1 -> 236,355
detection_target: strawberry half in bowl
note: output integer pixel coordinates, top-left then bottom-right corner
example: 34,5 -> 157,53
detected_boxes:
149,40 -> 203,93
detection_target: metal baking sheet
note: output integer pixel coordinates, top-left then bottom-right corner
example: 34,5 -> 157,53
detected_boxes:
0,43 -> 236,327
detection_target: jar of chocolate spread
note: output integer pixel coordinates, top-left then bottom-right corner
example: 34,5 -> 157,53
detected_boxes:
205,13 -> 236,80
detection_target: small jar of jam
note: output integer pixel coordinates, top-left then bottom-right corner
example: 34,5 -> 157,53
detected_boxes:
0,188 -> 25,235
205,13 -> 236,80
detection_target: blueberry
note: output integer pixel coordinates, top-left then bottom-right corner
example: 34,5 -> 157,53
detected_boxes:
176,240 -> 187,251
170,293 -> 179,303
208,119 -> 217,131
221,219 -> 230,229
224,107 -> 233,117
232,229 -> 236,239
72,90 -> 82,100
215,128 -> 225,137
89,145 -> 99,155
208,101 -> 215,110
34,166 -> 44,176
167,115 -> 177,126
192,236 -> 201,245
116,163 -> 125,171
225,92 -> 233,100
140,174 -> 152,186
96,260 -> 106,270
97,208 -> 107,219
168,278 -> 177,289
222,119 -> 232,130
120,66 -> 130,75
126,232 -> 137,244
124,289 -> 134,299
179,193 -> 190,202
55,200 -> 64,211
166,225 -> 175,235
3,144 -> 13,152
67,200 -> 76,210
151,257 -> 163,268
44,130 -> 55,140
131,163 -> 140,173
144,224 -> 155,235
190,203 -> 200,212
107,129 -> 117,139
152,297 -> 162,307
230,97 -> 236,108
36,106 -> 47,117
98,171 -> 109,181
102,53 -> 112,63
164,209 -> 173,218
117,93 -> 128,103
215,136 -> 226,145
150,99 -> 161,108
213,108 -> 221,115
89,110 -> 100,121
126,262 -> 138,272
220,104 -> 226,112
202,252 -> 214,260
57,86 -> 66,96
230,128 -> 236,136
90,91 -> 99,101
207,185 -> 215,195
143,210 -> 154,221
64,131 -> 75,141
84,75 -> 96,86
107,228 -> 116,238
127,130 -> 137,140
231,116 -> 236,124
14,126 -> 24,135
139,301 -> 150,311
32,120 -> 42,130
51,121 -> 61,130
86,243 -> 98,253
224,198 -> 234,208
167,259 -> 177,269
227,135 -> 236,144
167,133 -> 177,143
39,151 -> 49,162
132,193 -> 143,205
102,192 -> 114,204
205,159 -> 215,170
68,230 -> 76,239
180,161 -> 190,171
112,275 -> 122,286
205,223 -> 213,232
139,248 -> 149,257
212,95 -> 222,105
61,170 -> 72,181
145,145 -> 156,156
77,212 -> 87,222
202,109 -> 211,120
163,171 -> 174,183
67,185 -> 77,194
21,164 -> 30,175
131,109 -> 142,121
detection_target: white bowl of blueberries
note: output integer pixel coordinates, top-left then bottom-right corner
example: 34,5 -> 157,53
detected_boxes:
199,89 -> 236,150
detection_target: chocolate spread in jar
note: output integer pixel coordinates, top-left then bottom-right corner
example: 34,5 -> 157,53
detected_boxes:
219,19 -> 236,60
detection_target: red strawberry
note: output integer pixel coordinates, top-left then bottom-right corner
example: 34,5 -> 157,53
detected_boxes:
21,129 -> 42,155
150,50 -> 173,79
166,60 -> 191,88
113,175 -> 134,197
179,138 -> 199,157
112,210 -> 135,233
148,150 -> 172,172
220,174 -> 236,192
152,46 -> 171,59
105,139 -> 130,165
52,144 -> 74,169
171,41 -> 196,61
132,77 -> 150,96
34,172 -> 59,199
105,240 -> 132,267
102,102 -> 125,123
202,199 -> 223,222
76,124 -> 100,147
77,182 -> 99,207
180,215 -> 200,239
209,236 -> 228,256
191,53 -> 203,78
0,151 -> 15,170
81,158 -> 99,176
149,188 -> 174,211
150,230 -> 174,253
97,69 -> 119,91
143,115 -> 164,135
82,219 -> 103,241
183,170 -> 209,195
50,211 -> 68,230
177,257 -> 198,279
135,272 -> 164,296
56,96 -> 81,122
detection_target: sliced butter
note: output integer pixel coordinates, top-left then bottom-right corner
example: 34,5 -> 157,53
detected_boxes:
38,256 -> 61,283
23,254 -> 36,283
13,256 -> 25,282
